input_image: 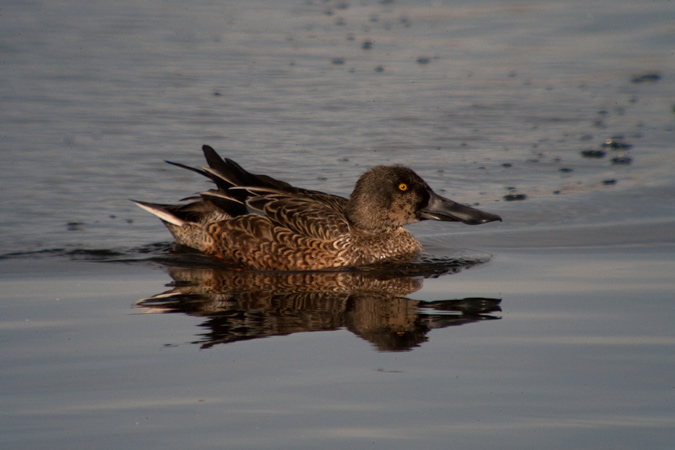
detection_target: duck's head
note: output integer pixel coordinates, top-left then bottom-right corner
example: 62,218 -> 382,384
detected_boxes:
345,165 -> 501,234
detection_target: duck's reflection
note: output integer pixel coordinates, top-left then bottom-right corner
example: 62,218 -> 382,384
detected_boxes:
137,259 -> 501,351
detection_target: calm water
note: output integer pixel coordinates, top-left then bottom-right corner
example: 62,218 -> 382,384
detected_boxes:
1,0 -> 675,448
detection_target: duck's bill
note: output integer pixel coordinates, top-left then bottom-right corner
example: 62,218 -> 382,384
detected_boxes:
420,191 -> 502,225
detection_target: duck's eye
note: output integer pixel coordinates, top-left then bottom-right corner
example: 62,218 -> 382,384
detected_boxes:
398,183 -> 408,191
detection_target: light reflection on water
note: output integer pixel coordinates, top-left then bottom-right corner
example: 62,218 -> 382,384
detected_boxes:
1,0 -> 675,449
2,246 -> 674,450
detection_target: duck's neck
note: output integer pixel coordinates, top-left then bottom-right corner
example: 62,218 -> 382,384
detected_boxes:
345,200 -> 400,235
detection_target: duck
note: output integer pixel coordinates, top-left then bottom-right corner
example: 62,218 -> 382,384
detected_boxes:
133,145 -> 501,271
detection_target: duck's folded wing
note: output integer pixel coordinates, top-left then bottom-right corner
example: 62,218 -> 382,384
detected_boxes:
247,194 -> 350,241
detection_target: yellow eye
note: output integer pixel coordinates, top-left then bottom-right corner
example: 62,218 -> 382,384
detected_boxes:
398,183 -> 408,191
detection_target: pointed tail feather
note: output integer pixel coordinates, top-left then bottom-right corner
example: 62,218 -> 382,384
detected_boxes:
131,200 -> 185,227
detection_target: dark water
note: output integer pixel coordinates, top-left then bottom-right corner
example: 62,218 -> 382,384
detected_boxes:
1,0 -> 675,448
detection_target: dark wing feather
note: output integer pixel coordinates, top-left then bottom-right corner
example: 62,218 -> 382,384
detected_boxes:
163,146 -> 350,239
203,145 -> 295,191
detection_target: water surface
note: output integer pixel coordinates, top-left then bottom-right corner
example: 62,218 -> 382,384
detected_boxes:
1,0 -> 674,449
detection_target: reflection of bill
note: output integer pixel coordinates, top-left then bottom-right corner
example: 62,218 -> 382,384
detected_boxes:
136,262 -> 501,352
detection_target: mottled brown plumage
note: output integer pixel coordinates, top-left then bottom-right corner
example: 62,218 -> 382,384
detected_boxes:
134,145 -> 501,270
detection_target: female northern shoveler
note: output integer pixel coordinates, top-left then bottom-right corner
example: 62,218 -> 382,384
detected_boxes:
134,145 -> 501,271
